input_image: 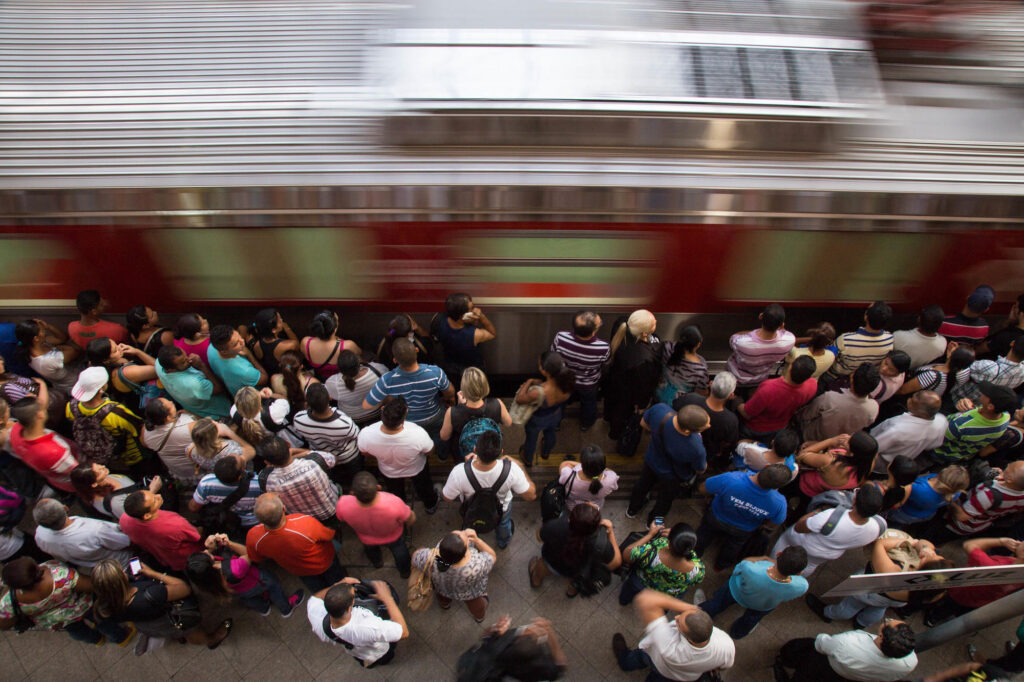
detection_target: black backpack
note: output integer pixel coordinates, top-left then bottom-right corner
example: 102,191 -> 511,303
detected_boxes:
570,535 -> 612,597
197,472 -> 253,540
320,580 -> 399,650
461,460 -> 511,534
70,400 -> 128,466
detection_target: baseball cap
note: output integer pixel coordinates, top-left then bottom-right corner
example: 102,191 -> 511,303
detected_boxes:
978,381 -> 1017,413
71,366 -> 109,401
967,285 -> 995,314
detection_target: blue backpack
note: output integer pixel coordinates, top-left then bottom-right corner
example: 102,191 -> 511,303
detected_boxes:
459,417 -> 502,459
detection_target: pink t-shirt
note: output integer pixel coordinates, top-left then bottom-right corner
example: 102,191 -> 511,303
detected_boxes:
174,338 -> 212,368
743,377 -> 818,433
218,555 -> 261,594
336,492 -> 410,545
68,319 -> 130,350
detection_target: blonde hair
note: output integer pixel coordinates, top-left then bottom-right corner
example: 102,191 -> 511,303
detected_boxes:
91,558 -> 131,619
935,465 -> 970,501
460,367 -> 490,402
234,386 -> 267,445
610,309 -> 656,356
190,418 -> 224,459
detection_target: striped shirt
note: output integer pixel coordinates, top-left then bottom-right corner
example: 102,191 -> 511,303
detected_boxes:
933,408 -> 1009,462
192,473 -> 262,526
365,364 -> 450,423
291,410 -> 360,462
726,329 -> 795,386
939,313 -> 989,347
912,365 -> 972,400
830,328 -> 894,376
950,356 -> 1024,405
950,480 -> 1024,535
550,331 -> 610,388
264,455 -> 339,522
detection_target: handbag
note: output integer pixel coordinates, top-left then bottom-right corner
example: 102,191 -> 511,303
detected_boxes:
540,470 -> 576,522
167,597 -> 202,632
407,548 -> 438,612
616,411 -> 644,457
509,385 -> 544,426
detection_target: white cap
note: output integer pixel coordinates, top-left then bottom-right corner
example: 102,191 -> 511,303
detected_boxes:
71,366 -> 109,401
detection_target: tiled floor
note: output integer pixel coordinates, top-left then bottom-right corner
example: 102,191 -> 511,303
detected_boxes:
1,417 -> 1019,681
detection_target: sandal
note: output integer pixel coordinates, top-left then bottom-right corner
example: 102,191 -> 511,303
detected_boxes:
207,618 -> 233,650
566,583 -> 579,598
528,557 -> 543,589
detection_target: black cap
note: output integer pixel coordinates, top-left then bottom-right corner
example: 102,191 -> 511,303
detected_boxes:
978,381 -> 1017,413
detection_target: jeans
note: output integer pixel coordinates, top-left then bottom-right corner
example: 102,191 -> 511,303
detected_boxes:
616,647 -> 689,682
364,536 -> 412,576
522,406 -> 564,466
235,567 -> 293,614
382,466 -> 438,510
416,410 -> 448,460
824,591 -> 904,628
575,385 -> 599,429
627,464 -> 683,523
698,583 -> 771,640
65,609 -> 130,645
695,513 -> 754,571
618,571 -> 647,606
299,555 -> 347,593
495,507 -> 514,549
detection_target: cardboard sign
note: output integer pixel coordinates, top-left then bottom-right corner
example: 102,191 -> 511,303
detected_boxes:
822,563 -> 1024,598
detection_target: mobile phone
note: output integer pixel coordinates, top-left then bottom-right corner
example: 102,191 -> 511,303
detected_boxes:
129,557 -> 142,577
653,516 -> 664,526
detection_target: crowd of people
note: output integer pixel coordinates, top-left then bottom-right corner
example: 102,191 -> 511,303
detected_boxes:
0,287 -> 1023,680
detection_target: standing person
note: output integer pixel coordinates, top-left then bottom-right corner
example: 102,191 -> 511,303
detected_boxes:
141,398 -> 200,485
558,444 -> 619,511
271,349 -> 319,415
301,310 -> 361,382
435,292 -> 497,380
189,533 -> 304,617
326,350 -> 387,426
85,337 -> 158,411
207,324 -> 268,395
725,304 -> 795,394
950,337 -> 1024,406
229,385 -> 293,446
185,417 -> 252,478
928,382 -> 1014,467
897,344 -> 975,414
869,390 -> 947,474
940,460 -> 1024,539
732,429 -> 801,479
923,536 -> 1024,627
440,366 -> 511,461
32,498 -> 132,572
119,489 -> 204,571
940,285 -> 995,347
736,356 -> 818,442
894,304 -> 947,371
619,522 -> 705,605
695,465 -> 789,572
550,310 -> 609,431
784,323 -> 837,379
677,372 -> 740,466
155,345 -> 231,419
246,492 -> 346,592
172,313 -> 212,369
188,454 -> 262,533
982,294 -> 1024,359
886,465 -> 969,530
604,310 -> 662,441
463,616 -> 568,680
412,529 -> 495,622
374,314 -> 430,371
67,289 -> 130,349
243,308 -> 299,377
355,397 -> 438,513
362,337 -> 455,457
772,484 -> 887,577
612,589 -> 735,682
257,435 -> 340,526
336,472 -> 415,578
8,396 -> 79,493
657,325 -> 709,404
515,351 -> 575,466
695,546 -> 808,640
291,383 -> 361,488
15,318 -> 82,393
65,366 -> 148,473
307,577 -> 408,669
124,304 -> 174,357
626,404 -> 709,524
441,431 -> 536,549
798,363 -> 881,442
827,300 -> 895,379
69,462 -> 155,521
775,620 -> 917,682
793,433 -> 879,513
528,502 -> 621,597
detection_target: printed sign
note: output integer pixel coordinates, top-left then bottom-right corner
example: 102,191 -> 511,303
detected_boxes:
823,564 -> 1024,598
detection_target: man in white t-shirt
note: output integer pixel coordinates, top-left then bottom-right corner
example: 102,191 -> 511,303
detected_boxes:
869,390 -> 946,474
893,304 -> 947,371
441,430 -> 536,549
776,620 -> 918,681
307,577 -> 408,669
771,484 -> 886,576
32,498 -> 132,573
613,588 -> 735,681
356,396 -> 437,513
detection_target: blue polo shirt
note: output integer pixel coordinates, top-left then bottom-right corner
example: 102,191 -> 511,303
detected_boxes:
642,403 -> 706,480
365,363 -> 450,423
729,559 -> 808,612
704,471 -> 786,532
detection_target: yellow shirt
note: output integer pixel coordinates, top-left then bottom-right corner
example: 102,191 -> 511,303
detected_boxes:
65,399 -> 143,465
784,347 -> 836,379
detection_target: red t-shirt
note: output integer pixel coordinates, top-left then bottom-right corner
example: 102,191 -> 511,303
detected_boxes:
67,319 -> 130,349
743,377 -> 818,432
336,493 -> 411,545
949,549 -> 1023,608
8,423 -> 79,492
245,513 -> 335,576
118,510 -> 203,571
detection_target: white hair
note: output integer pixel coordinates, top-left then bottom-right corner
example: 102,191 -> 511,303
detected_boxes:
711,372 -> 737,399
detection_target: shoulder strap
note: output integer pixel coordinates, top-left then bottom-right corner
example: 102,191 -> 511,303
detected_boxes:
563,469 -> 577,496
102,484 -> 139,516
491,459 -> 512,493
115,365 -> 143,392
222,472 -> 254,509
143,328 -> 167,356
819,505 -> 849,536
308,452 -> 330,473
310,340 -> 341,370
321,613 -> 354,649
154,414 -> 181,453
984,480 -> 1004,510
70,400 -> 84,420
656,411 -> 674,452
363,363 -> 383,379
258,466 -> 273,493
464,461 -> 482,494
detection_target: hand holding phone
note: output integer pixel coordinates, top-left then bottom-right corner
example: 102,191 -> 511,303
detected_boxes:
129,557 -> 142,577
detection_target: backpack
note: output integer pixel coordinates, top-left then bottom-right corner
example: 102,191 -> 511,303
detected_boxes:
114,366 -> 165,409
258,452 -> 332,492
0,485 -> 25,531
460,459 -> 512,534
540,470 -> 576,522
458,417 -> 502,460
570,535 -> 612,597
456,630 -> 519,682
320,580 -> 398,650
70,400 -> 125,465
197,472 -> 253,540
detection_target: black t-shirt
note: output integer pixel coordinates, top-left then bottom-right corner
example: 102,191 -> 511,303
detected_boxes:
986,327 -> 1024,360
124,579 -> 169,622
449,399 -> 503,446
678,393 -> 739,459
539,518 -> 614,577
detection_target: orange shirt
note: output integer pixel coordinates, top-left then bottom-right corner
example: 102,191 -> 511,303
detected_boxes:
68,319 -> 130,349
245,513 -> 335,576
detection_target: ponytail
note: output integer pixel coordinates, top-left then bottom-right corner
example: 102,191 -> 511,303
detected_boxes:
338,350 -> 360,392
278,350 -> 306,413
580,445 -> 606,495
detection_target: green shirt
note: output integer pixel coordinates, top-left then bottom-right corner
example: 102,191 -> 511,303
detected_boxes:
934,408 -> 1009,462
629,537 -> 705,597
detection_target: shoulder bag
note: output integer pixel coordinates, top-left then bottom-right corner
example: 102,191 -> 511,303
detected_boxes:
407,548 -> 438,612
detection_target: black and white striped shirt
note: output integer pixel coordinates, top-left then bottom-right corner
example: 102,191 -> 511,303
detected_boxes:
292,409 -> 360,462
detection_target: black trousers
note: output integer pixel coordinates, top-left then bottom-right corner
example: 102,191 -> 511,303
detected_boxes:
628,464 -> 681,523
777,638 -> 849,681
381,466 -> 438,509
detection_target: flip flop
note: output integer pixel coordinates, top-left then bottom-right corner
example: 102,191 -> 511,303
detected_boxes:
528,557 -> 543,589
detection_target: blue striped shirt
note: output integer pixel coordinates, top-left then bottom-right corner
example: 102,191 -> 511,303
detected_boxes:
192,473 -> 262,526
365,364 -> 450,423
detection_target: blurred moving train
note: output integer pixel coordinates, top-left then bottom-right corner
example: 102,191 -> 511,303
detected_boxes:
1,0 -> 1023,372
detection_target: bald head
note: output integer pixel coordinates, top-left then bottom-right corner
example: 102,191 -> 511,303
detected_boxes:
254,492 -> 285,527
910,390 -> 941,419
1003,461 -> 1024,490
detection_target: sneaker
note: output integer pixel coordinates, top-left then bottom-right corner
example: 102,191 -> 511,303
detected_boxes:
625,509 -> 638,519
611,633 -> 627,659
134,633 -> 150,657
281,590 -> 305,618
259,603 -> 272,617
92,636 -> 107,647
693,588 -> 706,607
425,490 -> 440,515
804,593 -> 832,623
